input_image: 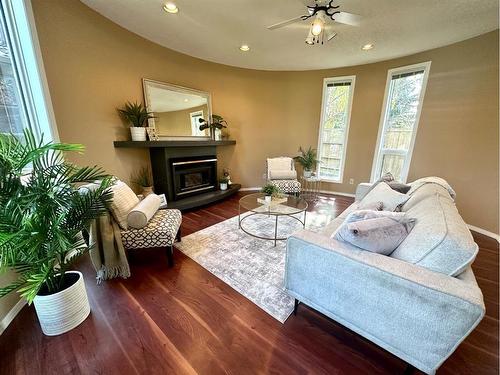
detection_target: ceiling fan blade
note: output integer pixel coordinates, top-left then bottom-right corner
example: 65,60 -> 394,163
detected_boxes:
326,31 -> 337,42
333,12 -> 363,26
267,16 -> 304,30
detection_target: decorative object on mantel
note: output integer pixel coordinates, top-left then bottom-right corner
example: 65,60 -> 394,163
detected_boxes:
199,114 -> 228,141
132,166 -> 154,196
146,127 -> 159,141
294,146 -> 320,178
117,101 -> 155,141
0,129 -> 113,336
223,167 -> 232,185
261,183 -> 282,204
219,176 -> 229,191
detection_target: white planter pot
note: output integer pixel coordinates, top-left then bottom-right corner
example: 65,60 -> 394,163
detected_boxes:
33,271 -> 90,336
130,127 -> 147,141
142,186 -> 154,196
264,195 -> 272,204
220,182 -> 228,191
303,170 -> 312,178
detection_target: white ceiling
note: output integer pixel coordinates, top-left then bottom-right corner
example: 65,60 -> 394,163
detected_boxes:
81,0 -> 499,71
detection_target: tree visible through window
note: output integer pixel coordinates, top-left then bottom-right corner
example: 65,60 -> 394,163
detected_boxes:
372,62 -> 431,182
317,76 -> 355,182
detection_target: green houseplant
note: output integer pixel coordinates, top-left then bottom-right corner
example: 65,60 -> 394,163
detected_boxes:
219,176 -> 229,191
117,101 -> 154,141
0,129 -> 113,335
261,183 -> 281,203
132,166 -> 154,196
198,114 -> 228,140
294,146 -> 320,177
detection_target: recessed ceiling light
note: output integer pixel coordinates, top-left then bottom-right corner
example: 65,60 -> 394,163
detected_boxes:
239,45 -> 250,52
361,43 -> 374,51
163,2 -> 178,14
183,98 -> 188,102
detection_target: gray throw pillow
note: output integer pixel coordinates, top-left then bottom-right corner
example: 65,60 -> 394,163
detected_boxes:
362,172 -> 395,197
359,182 -> 409,212
335,214 -> 416,255
388,181 -> 411,194
358,201 -> 383,211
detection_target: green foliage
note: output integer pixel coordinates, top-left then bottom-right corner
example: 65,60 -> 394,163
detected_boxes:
117,101 -> 154,128
199,114 -> 228,131
261,183 -> 280,196
293,146 -> 320,171
0,129 -> 113,303
132,166 -> 152,188
219,176 -> 229,184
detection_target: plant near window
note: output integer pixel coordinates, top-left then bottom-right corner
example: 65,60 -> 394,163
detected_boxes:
117,101 -> 155,141
294,146 -> 320,177
0,129 -> 113,335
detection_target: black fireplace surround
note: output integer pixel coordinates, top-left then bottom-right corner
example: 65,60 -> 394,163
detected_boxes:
171,156 -> 217,200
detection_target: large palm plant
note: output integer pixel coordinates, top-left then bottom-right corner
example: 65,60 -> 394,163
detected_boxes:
0,129 -> 113,303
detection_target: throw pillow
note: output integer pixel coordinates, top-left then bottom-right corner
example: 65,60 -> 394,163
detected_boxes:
109,180 -> 140,230
362,172 -> 395,197
127,194 -> 161,229
269,169 -> 297,180
335,216 -> 416,255
360,182 -> 409,212
358,201 -> 383,211
388,181 -> 411,194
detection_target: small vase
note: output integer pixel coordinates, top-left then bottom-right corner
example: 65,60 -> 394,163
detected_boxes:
220,182 -> 228,191
142,186 -> 153,196
264,195 -> 272,204
130,127 -> 147,141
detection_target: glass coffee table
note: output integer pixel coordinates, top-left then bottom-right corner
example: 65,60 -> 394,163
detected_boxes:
238,193 -> 308,246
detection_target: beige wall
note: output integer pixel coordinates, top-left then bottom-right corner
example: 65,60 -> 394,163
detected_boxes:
155,104 -> 208,137
31,0 -> 498,234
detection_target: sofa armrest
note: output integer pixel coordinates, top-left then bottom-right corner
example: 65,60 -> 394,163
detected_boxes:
355,182 -> 373,201
285,230 -> 485,374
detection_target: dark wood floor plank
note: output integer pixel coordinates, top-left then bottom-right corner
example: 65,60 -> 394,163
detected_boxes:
0,191 -> 497,375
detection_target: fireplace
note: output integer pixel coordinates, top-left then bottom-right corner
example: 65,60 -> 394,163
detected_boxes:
171,156 -> 217,200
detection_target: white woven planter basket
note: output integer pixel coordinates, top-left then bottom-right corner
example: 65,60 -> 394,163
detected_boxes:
33,271 -> 90,336
130,127 -> 147,141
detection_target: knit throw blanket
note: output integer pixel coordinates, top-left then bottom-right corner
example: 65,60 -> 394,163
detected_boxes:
407,177 -> 457,200
89,213 -> 130,283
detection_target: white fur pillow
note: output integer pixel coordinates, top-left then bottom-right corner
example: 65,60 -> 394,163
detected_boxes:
360,182 -> 409,211
127,194 -> 161,229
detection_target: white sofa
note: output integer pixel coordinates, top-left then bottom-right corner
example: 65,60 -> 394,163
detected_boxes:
285,180 -> 484,374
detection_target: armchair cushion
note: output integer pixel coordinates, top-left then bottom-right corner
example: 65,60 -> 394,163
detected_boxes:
109,180 -> 139,230
127,194 -> 161,229
269,169 -> 297,180
121,209 -> 182,249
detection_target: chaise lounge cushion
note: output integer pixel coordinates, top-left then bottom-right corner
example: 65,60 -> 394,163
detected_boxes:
127,194 -> 161,229
269,169 -> 297,180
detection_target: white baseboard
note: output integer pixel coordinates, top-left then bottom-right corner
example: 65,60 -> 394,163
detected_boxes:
0,298 -> 26,336
467,224 -> 500,242
239,187 -> 260,191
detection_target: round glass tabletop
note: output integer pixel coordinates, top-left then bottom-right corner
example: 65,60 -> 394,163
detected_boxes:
239,193 -> 308,216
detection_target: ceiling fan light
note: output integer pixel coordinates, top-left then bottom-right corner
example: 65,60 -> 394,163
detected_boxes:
361,43 -> 374,50
305,28 -> 314,45
163,2 -> 178,13
311,18 -> 324,36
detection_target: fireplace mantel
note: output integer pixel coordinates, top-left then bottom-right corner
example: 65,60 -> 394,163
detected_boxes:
113,140 -> 236,148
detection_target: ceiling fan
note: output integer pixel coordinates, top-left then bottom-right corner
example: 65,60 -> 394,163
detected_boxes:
267,0 -> 362,45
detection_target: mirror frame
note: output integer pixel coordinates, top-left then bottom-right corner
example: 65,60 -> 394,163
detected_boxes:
142,78 -> 212,140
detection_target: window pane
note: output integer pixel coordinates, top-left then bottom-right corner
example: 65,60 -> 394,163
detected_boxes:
0,13 -> 28,135
381,72 -> 424,151
318,79 -> 354,182
380,153 -> 405,181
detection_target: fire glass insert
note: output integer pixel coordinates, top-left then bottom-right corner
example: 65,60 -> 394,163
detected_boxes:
171,156 -> 217,200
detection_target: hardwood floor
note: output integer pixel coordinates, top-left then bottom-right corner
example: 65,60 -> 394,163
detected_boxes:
0,192 -> 498,374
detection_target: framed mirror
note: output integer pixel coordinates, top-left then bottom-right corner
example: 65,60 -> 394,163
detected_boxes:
143,79 -> 212,140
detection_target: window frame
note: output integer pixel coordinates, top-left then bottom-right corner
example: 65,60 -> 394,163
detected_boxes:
316,75 -> 356,183
370,61 -> 431,183
1,0 -> 58,141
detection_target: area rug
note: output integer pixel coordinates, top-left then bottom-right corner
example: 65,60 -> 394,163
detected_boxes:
175,210 -> 332,323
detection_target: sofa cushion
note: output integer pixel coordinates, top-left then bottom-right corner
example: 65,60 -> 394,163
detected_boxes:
127,194 -> 161,229
109,180 -> 140,230
390,193 -> 478,276
360,182 -> 409,211
402,183 -> 454,211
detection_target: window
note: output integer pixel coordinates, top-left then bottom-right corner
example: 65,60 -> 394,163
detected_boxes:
317,76 -> 355,182
0,0 -> 56,140
190,110 -> 204,136
371,62 -> 431,182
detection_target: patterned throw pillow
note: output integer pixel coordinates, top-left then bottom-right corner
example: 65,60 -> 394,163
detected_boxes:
109,180 -> 140,229
360,182 -> 409,212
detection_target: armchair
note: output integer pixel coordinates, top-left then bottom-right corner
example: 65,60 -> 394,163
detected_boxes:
266,157 -> 301,195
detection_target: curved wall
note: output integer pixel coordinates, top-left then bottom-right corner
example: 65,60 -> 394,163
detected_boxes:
32,0 -> 499,233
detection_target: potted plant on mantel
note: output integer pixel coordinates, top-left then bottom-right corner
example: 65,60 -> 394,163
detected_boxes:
0,130 -> 113,336
294,146 -> 320,178
198,114 -> 228,141
132,166 -> 154,197
117,101 -> 154,141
